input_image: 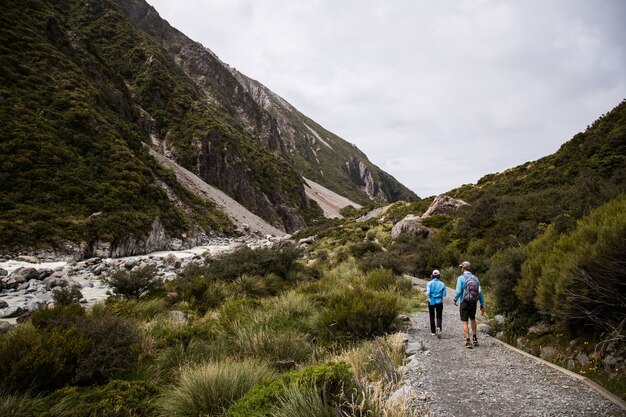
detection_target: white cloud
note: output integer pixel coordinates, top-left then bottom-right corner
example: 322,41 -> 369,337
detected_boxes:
148,0 -> 626,197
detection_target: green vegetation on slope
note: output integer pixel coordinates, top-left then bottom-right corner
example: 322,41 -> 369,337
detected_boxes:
0,0 -> 231,249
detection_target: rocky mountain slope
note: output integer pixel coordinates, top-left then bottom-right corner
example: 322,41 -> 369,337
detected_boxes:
0,0 -> 416,256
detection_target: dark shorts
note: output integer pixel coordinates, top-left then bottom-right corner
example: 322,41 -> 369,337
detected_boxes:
459,300 -> 477,321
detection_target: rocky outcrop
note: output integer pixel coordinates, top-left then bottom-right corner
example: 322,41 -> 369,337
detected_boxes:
422,194 -> 469,218
82,219 -> 204,259
391,215 -> 432,240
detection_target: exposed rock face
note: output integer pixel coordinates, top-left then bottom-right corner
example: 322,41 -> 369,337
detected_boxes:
422,194 -> 469,218
82,219 -> 203,259
391,215 -> 432,240
346,158 -> 380,200
196,131 -> 307,232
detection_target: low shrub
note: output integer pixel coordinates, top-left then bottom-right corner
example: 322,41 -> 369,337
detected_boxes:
30,303 -> 85,330
317,287 -> 399,344
364,269 -> 396,291
349,241 -> 382,258
359,251 -> 416,275
1,306 -> 140,393
228,362 -> 355,417
0,325 -> 90,394
103,265 -> 163,300
158,359 -> 274,417
206,243 -> 302,281
73,315 -> 140,385
52,286 -> 83,306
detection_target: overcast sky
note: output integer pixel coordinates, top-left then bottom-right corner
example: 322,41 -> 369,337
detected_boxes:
147,0 -> 625,198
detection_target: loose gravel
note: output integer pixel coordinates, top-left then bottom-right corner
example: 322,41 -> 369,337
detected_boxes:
403,279 -> 625,417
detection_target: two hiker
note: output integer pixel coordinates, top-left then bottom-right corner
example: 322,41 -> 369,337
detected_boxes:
426,261 -> 485,349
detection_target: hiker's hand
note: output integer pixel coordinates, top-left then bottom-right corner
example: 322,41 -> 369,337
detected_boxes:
453,300 -> 458,306
480,305 -> 485,313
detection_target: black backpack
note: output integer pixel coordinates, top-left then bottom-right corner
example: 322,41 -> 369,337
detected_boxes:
463,273 -> 480,303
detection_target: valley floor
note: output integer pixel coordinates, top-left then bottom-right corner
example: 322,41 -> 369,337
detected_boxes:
404,279 -> 625,417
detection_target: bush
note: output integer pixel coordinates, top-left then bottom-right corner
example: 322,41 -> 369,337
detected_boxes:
359,251 -> 415,276
517,194 -> 626,332
228,362 -> 355,417
364,269 -> 396,291
0,325 -> 90,394
206,244 -> 302,281
349,241 -> 382,258
52,286 -> 83,306
486,247 -> 526,313
158,359 -> 274,417
317,287 -> 399,344
0,306 -> 139,394
73,315 -> 140,385
31,303 -> 86,330
103,265 -> 163,300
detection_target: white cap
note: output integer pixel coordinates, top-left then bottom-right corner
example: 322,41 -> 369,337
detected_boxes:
432,269 -> 440,276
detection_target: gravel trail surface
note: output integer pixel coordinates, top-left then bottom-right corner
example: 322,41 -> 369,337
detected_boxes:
404,278 -> 625,417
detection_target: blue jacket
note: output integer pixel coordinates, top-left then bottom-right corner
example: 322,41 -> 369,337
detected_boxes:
454,272 -> 485,306
426,277 -> 446,305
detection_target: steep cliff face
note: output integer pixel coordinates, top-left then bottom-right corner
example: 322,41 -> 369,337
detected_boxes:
231,72 -> 420,204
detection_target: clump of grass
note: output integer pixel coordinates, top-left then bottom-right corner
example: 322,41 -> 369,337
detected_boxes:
336,334 -> 406,385
234,325 -> 313,365
270,383 -> 335,417
158,359 -> 274,417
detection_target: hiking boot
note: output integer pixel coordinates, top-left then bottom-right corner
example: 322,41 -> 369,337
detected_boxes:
472,336 -> 479,347
436,327 -> 442,339
465,340 -> 473,349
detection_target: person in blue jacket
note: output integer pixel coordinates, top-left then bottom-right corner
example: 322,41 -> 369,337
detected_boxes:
426,269 -> 446,338
453,261 -> 485,349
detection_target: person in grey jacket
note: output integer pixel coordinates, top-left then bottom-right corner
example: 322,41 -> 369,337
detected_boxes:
426,269 -> 447,338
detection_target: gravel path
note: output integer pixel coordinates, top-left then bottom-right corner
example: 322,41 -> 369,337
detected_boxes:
404,279 -> 625,417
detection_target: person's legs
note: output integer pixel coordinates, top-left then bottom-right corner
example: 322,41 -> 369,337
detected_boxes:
462,320 -> 470,338
467,302 -> 479,345
435,303 -> 443,330
460,301 -> 473,348
428,303 -> 436,334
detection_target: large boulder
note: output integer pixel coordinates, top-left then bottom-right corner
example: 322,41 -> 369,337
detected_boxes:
391,215 -> 432,240
422,194 -> 469,218
3,267 -> 40,289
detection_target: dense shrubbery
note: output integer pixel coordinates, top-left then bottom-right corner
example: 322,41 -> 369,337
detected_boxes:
0,305 -> 139,394
103,265 -> 163,300
516,194 -> 626,334
318,287 -> 399,344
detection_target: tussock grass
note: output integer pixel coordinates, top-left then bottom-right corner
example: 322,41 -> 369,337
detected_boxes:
234,325 -> 313,365
336,334 -> 406,384
340,380 -> 428,417
158,359 -> 274,417
91,298 -> 169,321
270,383 -> 334,417
0,392 -> 39,417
